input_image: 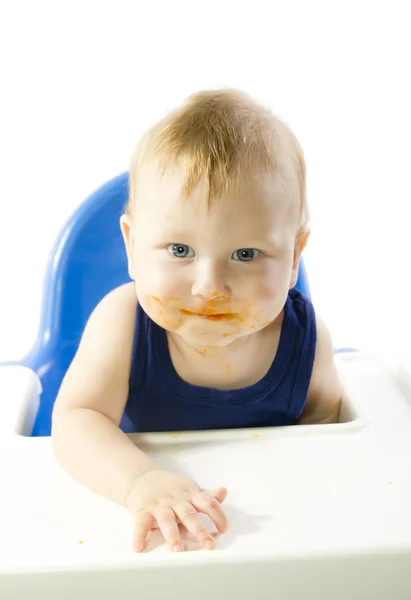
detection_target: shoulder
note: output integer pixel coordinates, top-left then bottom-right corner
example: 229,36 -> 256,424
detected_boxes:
91,282 -> 137,320
297,313 -> 343,424
77,281 -> 138,360
53,283 -> 138,423
76,282 -> 137,351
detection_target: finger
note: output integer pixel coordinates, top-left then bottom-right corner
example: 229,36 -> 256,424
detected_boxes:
192,491 -> 228,533
152,507 -> 184,553
166,487 -> 227,526
173,501 -> 215,550
209,486 -> 228,504
133,510 -> 155,552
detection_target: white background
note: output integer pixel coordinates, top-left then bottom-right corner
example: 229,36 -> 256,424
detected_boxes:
0,0 -> 410,364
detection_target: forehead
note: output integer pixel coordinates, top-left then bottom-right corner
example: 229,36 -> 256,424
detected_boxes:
134,162 -> 299,235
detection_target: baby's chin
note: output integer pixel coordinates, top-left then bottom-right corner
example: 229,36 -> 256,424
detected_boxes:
139,295 -> 278,344
169,318 -> 271,350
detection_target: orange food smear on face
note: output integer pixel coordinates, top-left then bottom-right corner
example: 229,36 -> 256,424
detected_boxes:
150,295 -> 182,304
207,314 -> 240,322
210,292 -> 230,300
149,294 -> 255,331
180,309 -> 242,322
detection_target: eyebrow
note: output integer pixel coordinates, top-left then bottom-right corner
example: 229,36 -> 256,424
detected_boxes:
153,220 -> 288,249
154,227 -> 192,241
243,234 -> 286,249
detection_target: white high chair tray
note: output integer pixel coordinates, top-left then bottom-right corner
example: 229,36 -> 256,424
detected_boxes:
0,352 -> 410,599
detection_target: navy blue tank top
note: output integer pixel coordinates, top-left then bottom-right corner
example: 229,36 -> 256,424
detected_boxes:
124,288 -> 316,432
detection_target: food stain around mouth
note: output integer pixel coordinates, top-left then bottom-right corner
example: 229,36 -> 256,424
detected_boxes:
180,310 -> 242,322
150,295 -> 251,325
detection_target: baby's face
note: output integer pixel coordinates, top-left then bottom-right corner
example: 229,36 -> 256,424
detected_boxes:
121,164 -> 305,348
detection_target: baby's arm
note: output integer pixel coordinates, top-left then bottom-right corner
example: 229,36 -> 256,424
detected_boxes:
52,283 -> 227,552
298,315 -> 342,425
52,284 -> 158,502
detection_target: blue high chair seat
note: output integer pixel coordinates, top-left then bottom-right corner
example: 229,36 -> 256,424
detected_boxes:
8,173 -> 311,436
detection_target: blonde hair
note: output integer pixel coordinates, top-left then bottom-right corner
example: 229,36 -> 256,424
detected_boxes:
127,89 -> 308,228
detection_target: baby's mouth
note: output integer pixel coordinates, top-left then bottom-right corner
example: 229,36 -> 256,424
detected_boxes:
180,309 -> 241,322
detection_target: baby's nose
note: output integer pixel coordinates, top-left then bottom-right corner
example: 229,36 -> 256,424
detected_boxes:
191,262 -> 231,300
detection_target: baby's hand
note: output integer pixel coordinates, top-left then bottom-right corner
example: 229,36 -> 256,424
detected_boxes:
126,470 -> 228,552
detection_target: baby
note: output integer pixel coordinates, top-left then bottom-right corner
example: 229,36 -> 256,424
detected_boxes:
52,89 -> 342,553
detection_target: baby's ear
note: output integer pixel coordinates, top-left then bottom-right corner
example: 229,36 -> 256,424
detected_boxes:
289,227 -> 311,289
120,214 -> 136,280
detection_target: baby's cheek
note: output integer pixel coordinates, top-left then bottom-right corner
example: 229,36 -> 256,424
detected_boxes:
149,266 -> 187,300
253,279 -> 278,303
143,295 -> 181,330
133,259 -> 190,329
247,283 -> 286,325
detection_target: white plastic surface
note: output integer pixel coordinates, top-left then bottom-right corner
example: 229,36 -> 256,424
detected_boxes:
0,354 -> 410,599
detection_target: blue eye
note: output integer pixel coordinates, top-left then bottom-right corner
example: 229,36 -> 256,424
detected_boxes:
167,244 -> 195,258
232,248 -> 261,262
